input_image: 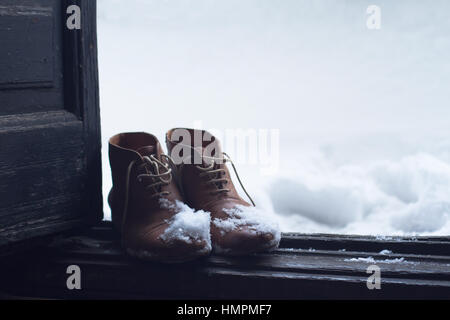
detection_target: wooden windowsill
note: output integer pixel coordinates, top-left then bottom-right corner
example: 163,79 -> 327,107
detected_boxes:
1,221 -> 449,299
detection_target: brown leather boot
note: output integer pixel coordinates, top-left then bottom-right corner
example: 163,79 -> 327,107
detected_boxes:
108,132 -> 212,263
166,128 -> 280,256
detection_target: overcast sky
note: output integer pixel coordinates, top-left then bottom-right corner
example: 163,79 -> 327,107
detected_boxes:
97,0 -> 450,139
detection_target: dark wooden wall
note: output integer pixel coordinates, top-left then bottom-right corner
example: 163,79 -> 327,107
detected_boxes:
0,0 -> 102,256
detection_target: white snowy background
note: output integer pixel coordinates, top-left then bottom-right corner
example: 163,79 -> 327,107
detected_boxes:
97,0 -> 450,236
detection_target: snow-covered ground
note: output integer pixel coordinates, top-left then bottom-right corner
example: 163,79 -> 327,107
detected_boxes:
97,0 -> 450,235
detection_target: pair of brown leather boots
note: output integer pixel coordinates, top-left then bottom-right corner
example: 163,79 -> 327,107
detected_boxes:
108,128 -> 280,263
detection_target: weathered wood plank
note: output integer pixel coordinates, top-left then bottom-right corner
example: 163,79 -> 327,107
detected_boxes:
62,0 -> 103,223
1,222 -> 449,299
0,193 -> 82,228
49,240 -> 450,281
0,110 -> 78,131
280,233 -> 450,256
0,114 -> 85,219
0,218 -> 83,257
71,0 -> 103,224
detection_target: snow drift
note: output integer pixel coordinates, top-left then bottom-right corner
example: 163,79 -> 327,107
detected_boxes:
268,152 -> 450,236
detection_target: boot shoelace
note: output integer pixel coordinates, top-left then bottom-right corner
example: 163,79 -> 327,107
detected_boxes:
122,154 -> 173,231
196,152 -> 256,207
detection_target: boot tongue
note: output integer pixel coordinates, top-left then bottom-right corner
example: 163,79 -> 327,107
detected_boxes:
136,146 -> 156,157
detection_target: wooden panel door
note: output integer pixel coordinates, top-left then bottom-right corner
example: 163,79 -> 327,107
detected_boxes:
0,0 -> 102,255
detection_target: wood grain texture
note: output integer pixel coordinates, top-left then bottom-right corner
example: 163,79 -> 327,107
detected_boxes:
0,112 -> 86,246
1,222 -> 449,299
280,233 -> 450,256
62,0 -> 103,223
75,0 -> 103,224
